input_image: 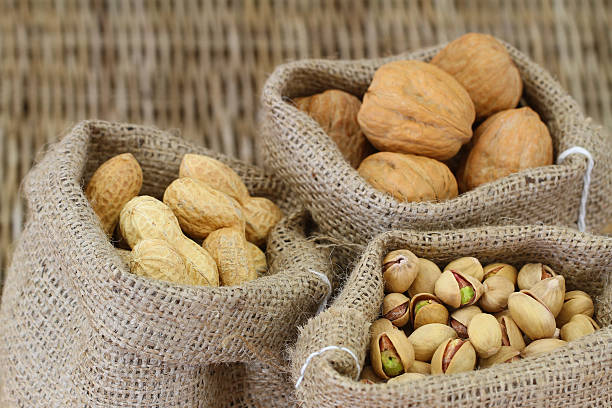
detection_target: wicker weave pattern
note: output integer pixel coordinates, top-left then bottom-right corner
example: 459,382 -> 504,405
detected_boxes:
1,0 -> 611,283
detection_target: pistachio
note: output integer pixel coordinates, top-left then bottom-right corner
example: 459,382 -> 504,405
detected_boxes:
521,339 -> 567,359
556,290 -> 595,327
508,291 -> 556,340
435,270 -> 485,308
560,314 -> 600,342
410,293 -> 449,329
386,372 -> 427,384
444,257 -> 484,282
431,338 -> 477,374
383,293 -> 411,328
467,313 -> 502,358
524,275 -> 565,318
359,366 -> 383,384
407,323 -> 458,362
517,263 -> 556,290
498,315 -> 526,351
406,360 -> 431,375
483,263 -> 517,285
479,346 -> 521,368
408,258 -> 442,297
449,305 -> 482,339
383,250 -> 419,293
370,318 -> 415,379
479,275 -> 515,312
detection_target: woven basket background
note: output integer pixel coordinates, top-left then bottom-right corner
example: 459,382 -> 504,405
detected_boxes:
1,0 -> 611,288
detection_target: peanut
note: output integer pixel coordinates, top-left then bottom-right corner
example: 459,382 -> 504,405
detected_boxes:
85,153 -> 143,236
203,227 -> 256,286
119,196 -> 219,286
247,242 -> 268,277
243,197 -> 283,246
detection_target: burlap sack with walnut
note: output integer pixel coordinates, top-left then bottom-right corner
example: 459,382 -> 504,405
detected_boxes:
291,226 -> 612,407
261,40 -> 612,261
0,120 -> 332,407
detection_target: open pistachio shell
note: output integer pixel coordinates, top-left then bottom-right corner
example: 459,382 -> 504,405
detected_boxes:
435,269 -> 485,309
370,318 -> 415,379
467,313 -> 502,358
359,365 -> 384,384
407,360 -> 431,375
517,263 -> 557,290
521,339 -> 567,358
483,263 -> 517,285
407,323 -> 458,362
525,275 -> 565,317
479,275 -> 515,312
450,305 -> 482,339
387,372 -> 427,383
383,293 -> 411,328
444,257 -> 484,282
431,338 -> 477,374
410,293 -> 449,329
494,309 -> 512,321
498,315 -> 526,351
556,290 -> 595,327
479,346 -> 521,368
560,314 -> 600,342
408,258 -> 442,297
508,292 -> 556,340
383,250 -> 419,293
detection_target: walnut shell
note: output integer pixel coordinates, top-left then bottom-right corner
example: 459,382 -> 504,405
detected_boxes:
431,33 -> 523,120
457,107 -> 553,191
357,60 -> 475,161
358,152 -> 458,202
294,90 -> 373,168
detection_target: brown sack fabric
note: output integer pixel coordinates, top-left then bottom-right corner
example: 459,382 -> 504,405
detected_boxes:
0,120 -> 332,407
291,226 -> 612,407
261,40 -> 612,259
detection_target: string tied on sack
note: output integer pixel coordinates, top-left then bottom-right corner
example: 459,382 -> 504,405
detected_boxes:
295,345 -> 361,389
308,268 -> 332,314
557,146 -> 594,232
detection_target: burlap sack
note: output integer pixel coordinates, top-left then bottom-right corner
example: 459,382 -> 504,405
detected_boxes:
261,40 -> 612,261
291,225 -> 612,407
0,120 -> 332,407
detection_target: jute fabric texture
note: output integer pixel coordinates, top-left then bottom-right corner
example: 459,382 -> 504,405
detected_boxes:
292,226 -> 612,407
0,120 -> 332,407
261,40 -> 612,267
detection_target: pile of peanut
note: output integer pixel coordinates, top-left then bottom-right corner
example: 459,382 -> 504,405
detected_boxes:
85,153 -> 282,286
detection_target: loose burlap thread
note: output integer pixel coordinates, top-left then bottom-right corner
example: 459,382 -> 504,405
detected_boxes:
261,39 -> 612,269
291,226 -> 612,407
0,120 -> 332,407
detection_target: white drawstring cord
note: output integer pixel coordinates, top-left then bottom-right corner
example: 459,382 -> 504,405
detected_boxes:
295,345 -> 361,389
308,269 -> 332,315
557,146 -> 594,232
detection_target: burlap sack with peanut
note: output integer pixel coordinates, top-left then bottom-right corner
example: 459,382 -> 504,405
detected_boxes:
291,226 -> 612,407
0,120 -> 332,407
261,39 -> 612,265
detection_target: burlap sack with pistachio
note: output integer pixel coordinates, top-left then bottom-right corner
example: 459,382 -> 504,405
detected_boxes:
291,226 -> 612,407
261,40 -> 612,258
0,121 -> 332,407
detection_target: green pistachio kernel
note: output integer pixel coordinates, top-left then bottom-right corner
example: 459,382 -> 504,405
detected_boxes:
413,300 -> 431,316
381,350 -> 404,377
460,286 -> 475,305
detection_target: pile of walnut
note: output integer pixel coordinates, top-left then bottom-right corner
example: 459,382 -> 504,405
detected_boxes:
360,250 -> 598,384
85,153 -> 282,286
294,33 -> 553,201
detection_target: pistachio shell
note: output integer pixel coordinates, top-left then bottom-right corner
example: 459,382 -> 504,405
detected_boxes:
406,360 -> 431,375
408,258 -> 442,297
517,263 -> 557,290
494,309 -> 512,321
521,339 -> 567,359
383,250 -> 420,293
560,314 -> 600,342
556,290 -> 595,327
498,316 -> 526,351
431,338 -> 477,374
359,366 -> 384,384
444,257 -> 484,281
410,293 -> 449,329
435,270 -> 485,309
370,318 -> 415,379
383,293 -> 411,328
479,346 -> 521,368
524,275 -> 565,318
508,292 -> 556,340
407,323 -> 458,362
467,313 -> 502,358
479,275 -> 515,312
483,263 -> 517,285
450,305 -> 482,339
387,372 -> 427,384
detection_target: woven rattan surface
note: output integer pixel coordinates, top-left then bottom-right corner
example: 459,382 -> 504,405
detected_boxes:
1,0 -> 611,287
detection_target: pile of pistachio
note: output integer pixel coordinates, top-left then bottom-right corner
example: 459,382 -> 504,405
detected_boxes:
360,250 -> 599,384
